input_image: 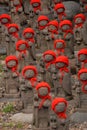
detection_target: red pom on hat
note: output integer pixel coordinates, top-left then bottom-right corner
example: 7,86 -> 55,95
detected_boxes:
52,97 -> 67,119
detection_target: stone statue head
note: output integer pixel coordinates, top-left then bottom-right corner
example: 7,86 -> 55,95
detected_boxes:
25,33 -> 33,39
56,62 -> 65,68
44,54 -> 54,62
1,18 -> 8,24
80,72 -> 87,81
56,41 -> 64,49
38,87 -> 49,96
7,60 -> 17,68
24,69 -> 35,79
75,17 -> 83,24
79,54 -> 87,62
56,8 -> 64,13
13,0 -> 20,6
48,25 -> 57,31
18,44 -> 26,51
55,102 -> 66,112
9,27 -> 17,33
39,20 -> 48,27
62,24 -> 70,31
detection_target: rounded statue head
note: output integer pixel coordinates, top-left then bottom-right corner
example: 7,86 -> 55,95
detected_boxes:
7,60 -> 17,68
18,44 -> 26,51
56,62 -> 65,68
80,73 -> 87,81
1,18 -> 8,24
9,27 -> 17,33
55,102 -> 66,113
13,0 -> 20,6
38,87 -> 49,96
25,32 -> 33,39
44,54 -> 54,62
79,54 -> 87,62
24,69 -> 35,79
39,20 -> 48,27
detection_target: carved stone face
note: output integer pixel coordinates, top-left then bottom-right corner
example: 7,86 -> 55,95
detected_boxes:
1,18 -> 8,24
9,27 -> 17,33
55,102 -> 66,112
38,87 -> 48,96
56,42 -> 63,49
29,8 -> 35,18
79,54 -> 87,62
39,20 -> 48,26
44,54 -> 54,62
7,60 -> 16,68
75,18 -> 83,24
25,69 -> 35,78
25,33 -> 33,39
80,73 -> 87,81
56,62 -> 65,68
48,25 -> 57,31
32,3 -> 39,7
62,25 -> 70,31
84,85 -> 87,91
57,8 -> 64,13
19,44 -> 26,51
13,0 -> 20,6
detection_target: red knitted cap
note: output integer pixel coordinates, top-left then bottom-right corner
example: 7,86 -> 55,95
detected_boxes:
48,20 -> 59,29
8,23 -> 19,32
78,68 -> 87,81
30,0 -> 41,5
78,49 -> 87,61
38,15 -> 49,23
23,28 -> 34,37
54,3 -> 65,11
22,66 -> 37,79
43,50 -> 56,61
52,97 -> 67,119
36,81 -> 50,92
54,39 -> 65,49
0,14 -> 11,23
16,40 -> 29,52
74,13 -> 86,23
5,55 -> 18,69
59,20 -> 72,30
55,56 -> 69,66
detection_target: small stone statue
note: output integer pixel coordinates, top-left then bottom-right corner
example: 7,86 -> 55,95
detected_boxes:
77,48 -> 87,69
42,50 -> 56,87
54,39 -> 66,56
23,28 -> 36,65
54,3 -> 66,22
78,68 -> 87,110
33,82 -> 51,129
51,97 -> 69,130
59,20 -> 74,59
73,13 -> 86,50
55,56 -> 73,100
12,0 -> 23,13
3,66 -> 20,98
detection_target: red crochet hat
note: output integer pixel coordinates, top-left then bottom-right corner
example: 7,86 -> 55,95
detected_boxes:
36,81 -> 50,94
30,0 -> 41,5
74,13 -> 86,23
54,39 -> 65,49
59,20 -> 72,31
0,14 -> 11,27
48,20 -> 59,31
23,28 -> 34,38
52,98 -> 67,119
16,40 -> 29,52
43,50 -> 56,62
54,3 -> 65,12
78,49 -> 87,62
22,66 -> 37,80
38,15 -> 49,30
55,56 -> 69,67
78,68 -> 87,81
8,23 -> 19,33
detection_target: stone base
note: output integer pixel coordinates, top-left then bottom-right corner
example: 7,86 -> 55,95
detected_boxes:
33,127 -> 50,130
70,111 -> 87,123
4,93 -> 20,98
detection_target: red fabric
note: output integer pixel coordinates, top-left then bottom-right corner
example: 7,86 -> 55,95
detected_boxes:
22,66 -> 37,87
23,28 -> 35,43
54,3 -> 66,21
36,82 -> 51,109
48,20 -> 58,39
78,49 -> 87,68
30,0 -> 41,12
5,55 -> 19,76
13,0 -> 22,12
16,40 -> 29,59
43,50 -> 56,69
74,14 -> 86,28
55,56 -> 69,82
8,23 -> 19,39
54,39 -> 65,56
59,20 -> 72,32
78,68 -> 87,94
52,98 -> 67,119
64,30 -> 73,39
0,14 -> 11,27
38,15 -> 49,30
